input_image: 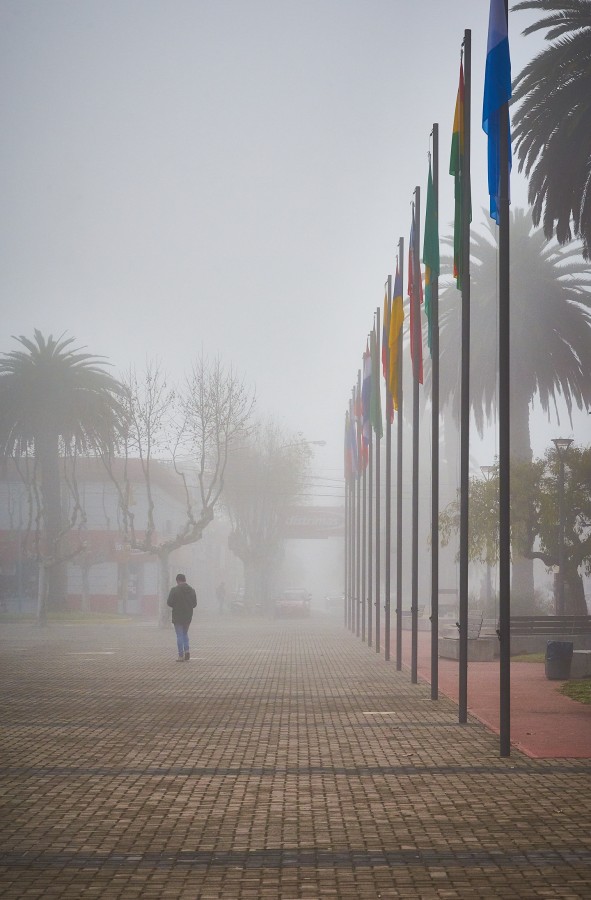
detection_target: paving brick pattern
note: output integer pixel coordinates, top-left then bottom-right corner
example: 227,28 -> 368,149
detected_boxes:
0,615 -> 590,898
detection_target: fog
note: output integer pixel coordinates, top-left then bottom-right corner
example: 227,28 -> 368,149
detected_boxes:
1,1 -> 590,607
2,2 -> 569,462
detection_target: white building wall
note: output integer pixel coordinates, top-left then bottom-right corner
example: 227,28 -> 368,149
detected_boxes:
0,482 -> 32,530
75,482 -> 120,530
67,562 -> 118,596
1,463 -> 203,613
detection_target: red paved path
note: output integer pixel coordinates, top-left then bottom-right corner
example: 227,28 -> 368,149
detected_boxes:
394,630 -> 591,758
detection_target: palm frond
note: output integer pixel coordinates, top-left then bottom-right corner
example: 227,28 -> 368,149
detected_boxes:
513,0 -> 591,40
512,2 -> 591,258
437,209 -> 591,448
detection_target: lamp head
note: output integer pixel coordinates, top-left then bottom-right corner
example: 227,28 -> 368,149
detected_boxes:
552,438 -> 573,454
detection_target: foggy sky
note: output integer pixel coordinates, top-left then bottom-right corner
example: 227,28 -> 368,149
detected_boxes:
1,0 -> 588,489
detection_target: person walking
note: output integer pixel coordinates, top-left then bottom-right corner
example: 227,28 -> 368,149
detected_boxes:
167,573 -> 197,662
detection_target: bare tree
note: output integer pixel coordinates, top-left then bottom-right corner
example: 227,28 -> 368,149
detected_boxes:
103,357 -> 254,622
224,421 -> 312,612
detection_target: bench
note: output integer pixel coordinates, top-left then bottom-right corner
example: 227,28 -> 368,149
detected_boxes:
438,616 -> 591,662
400,607 -> 428,631
440,615 -> 484,638
439,614 -> 496,661
509,615 -> 591,655
510,615 -> 591,635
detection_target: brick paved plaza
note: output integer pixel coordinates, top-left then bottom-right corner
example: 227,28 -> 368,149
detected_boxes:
1,614 -> 590,898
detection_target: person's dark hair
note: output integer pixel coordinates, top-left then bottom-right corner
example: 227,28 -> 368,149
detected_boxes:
176,574 -> 186,583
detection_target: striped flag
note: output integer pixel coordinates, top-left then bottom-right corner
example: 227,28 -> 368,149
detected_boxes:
344,404 -> 358,481
388,265 -> 404,411
382,288 -> 393,423
450,60 -> 470,290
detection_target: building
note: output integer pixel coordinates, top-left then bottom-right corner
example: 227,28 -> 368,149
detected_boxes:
0,457 -> 232,615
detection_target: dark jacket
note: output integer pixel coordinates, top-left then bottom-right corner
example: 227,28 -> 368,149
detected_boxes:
167,582 -> 197,627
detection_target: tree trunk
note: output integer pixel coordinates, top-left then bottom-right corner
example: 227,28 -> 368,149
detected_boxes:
117,562 -> 128,616
37,430 -> 66,608
81,563 -> 91,614
158,553 -> 171,627
565,569 -> 589,616
511,558 -> 535,605
37,562 -> 47,626
243,558 -> 262,612
260,565 -> 271,613
510,388 -> 535,602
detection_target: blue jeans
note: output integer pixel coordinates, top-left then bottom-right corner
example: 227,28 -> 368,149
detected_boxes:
174,623 -> 190,657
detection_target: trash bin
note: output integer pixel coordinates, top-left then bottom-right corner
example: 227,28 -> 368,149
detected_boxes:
545,641 -> 573,680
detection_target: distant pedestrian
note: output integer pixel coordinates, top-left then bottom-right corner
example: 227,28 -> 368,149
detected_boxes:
167,573 -> 197,662
216,580 -> 227,614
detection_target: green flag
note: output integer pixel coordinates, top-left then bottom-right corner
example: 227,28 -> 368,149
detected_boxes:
423,157 -> 440,354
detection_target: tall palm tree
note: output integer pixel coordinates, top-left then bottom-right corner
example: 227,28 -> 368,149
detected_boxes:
438,208 -> 591,597
0,331 -> 126,611
512,0 -> 591,259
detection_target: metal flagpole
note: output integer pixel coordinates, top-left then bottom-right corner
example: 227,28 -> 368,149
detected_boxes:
375,309 -> 382,655
498,0 -> 511,757
396,237 -> 404,671
411,191 -> 421,684
431,123 -> 440,701
367,406 -> 374,648
350,471 -> 356,630
361,413 -> 367,642
356,373 -> 362,638
347,407 -> 353,630
350,391 -> 356,632
385,276 -> 393,661
344,410 -> 349,629
459,30 -> 471,723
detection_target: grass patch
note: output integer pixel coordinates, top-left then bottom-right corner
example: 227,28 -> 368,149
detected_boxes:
511,652 -> 545,663
558,680 -> 591,704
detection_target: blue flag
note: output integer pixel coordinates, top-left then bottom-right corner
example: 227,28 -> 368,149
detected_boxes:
483,0 -> 511,224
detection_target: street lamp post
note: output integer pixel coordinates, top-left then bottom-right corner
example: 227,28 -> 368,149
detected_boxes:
480,465 -> 495,612
552,438 -> 573,616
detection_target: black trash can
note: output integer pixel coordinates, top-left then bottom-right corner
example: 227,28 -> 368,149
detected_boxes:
545,641 -> 573,680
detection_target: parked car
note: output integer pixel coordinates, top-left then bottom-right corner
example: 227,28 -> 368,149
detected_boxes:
324,592 -> 345,614
274,588 -> 312,618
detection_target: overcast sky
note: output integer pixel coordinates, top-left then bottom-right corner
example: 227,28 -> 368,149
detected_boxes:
1,0 -> 588,493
